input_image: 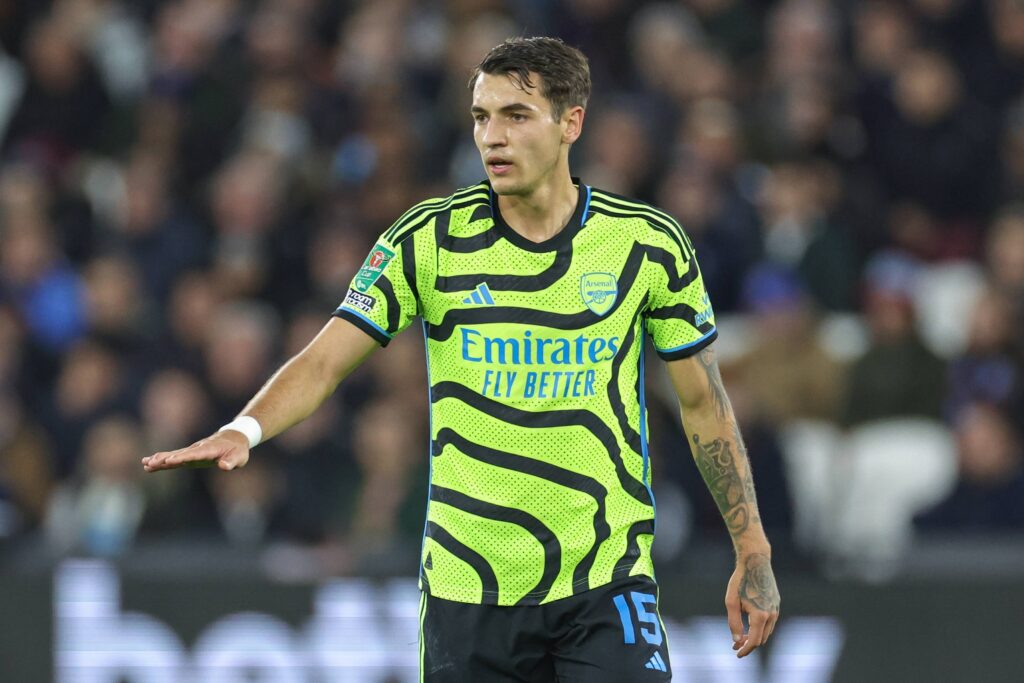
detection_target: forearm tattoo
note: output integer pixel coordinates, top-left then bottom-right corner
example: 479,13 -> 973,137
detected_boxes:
692,433 -> 760,536
697,348 -> 731,420
691,348 -> 762,538
739,553 -> 780,612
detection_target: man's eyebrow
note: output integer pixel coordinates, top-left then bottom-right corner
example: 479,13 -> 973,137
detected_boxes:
470,103 -> 538,114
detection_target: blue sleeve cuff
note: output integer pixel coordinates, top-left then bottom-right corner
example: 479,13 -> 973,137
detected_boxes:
333,308 -> 392,346
655,328 -> 718,361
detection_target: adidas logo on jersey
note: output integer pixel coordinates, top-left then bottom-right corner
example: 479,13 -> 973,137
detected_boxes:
644,651 -> 667,672
462,282 -> 495,305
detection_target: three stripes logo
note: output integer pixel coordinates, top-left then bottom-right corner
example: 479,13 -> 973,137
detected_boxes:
462,282 -> 495,306
644,651 -> 668,672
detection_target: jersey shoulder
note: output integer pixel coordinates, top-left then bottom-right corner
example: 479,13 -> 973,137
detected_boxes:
384,182 -> 491,245
587,187 -> 694,261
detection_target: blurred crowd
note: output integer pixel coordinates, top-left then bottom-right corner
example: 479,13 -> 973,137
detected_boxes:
0,0 -> 1022,577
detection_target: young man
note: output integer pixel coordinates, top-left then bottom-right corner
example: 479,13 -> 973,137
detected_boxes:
143,37 -> 780,681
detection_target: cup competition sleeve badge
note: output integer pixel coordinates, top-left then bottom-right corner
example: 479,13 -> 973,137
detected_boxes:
354,244 -> 396,293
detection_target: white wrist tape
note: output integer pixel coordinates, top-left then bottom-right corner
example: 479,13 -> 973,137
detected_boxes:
218,416 -> 263,448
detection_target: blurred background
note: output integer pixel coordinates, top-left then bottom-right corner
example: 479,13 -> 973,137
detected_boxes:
0,0 -> 1022,681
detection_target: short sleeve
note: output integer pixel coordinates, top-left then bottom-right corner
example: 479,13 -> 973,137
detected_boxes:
644,246 -> 718,361
333,237 -> 419,345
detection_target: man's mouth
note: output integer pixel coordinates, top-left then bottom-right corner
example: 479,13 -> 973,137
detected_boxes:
487,159 -> 513,175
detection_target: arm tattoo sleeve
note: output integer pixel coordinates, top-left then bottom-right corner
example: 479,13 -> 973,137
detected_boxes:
696,348 -> 731,421
692,432 -> 762,536
739,553 -> 780,612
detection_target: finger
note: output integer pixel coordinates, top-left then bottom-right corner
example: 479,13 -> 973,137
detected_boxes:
166,444 -> 221,465
763,611 -> 779,643
736,612 -> 767,658
148,445 -> 220,471
726,594 -> 744,648
142,451 -> 173,471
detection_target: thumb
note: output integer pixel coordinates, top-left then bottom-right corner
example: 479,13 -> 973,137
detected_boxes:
217,447 -> 249,471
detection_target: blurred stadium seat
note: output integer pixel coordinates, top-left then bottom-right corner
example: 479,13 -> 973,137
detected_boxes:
828,419 -> 958,580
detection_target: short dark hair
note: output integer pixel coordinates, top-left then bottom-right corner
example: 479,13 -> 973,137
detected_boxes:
469,37 -> 591,119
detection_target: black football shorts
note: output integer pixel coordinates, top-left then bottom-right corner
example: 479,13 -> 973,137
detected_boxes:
419,575 -> 672,682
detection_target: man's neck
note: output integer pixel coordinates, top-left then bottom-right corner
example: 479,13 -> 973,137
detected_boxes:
497,172 -> 578,244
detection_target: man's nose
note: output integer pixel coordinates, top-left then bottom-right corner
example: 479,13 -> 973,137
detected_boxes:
482,120 -> 507,146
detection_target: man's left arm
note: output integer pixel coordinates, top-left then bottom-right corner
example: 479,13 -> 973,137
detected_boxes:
666,344 -> 781,658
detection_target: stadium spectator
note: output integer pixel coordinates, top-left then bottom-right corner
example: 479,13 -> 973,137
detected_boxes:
207,151 -> 290,301
4,15 -> 111,167
0,195 -> 86,353
45,414 -> 148,556
852,1 -> 917,79
627,2 -> 708,112
136,368 -> 215,535
0,392 -> 53,538
346,397 -> 427,572
207,456 -> 284,546
726,265 -> 845,425
863,47 -> 997,242
579,102 -> 656,198
841,251 -> 947,427
965,0 -> 1024,109
655,157 -> 760,312
986,206 -> 1024,302
685,0 -> 763,65
945,286 -> 1023,421
757,159 -> 859,310
81,253 -> 153,358
916,401 -> 1024,530
203,300 -> 280,422
999,102 -> 1024,203
45,339 -> 127,476
158,270 -> 222,375
101,149 -> 205,302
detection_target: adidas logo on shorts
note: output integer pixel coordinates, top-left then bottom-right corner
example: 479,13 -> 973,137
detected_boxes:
644,651 -> 668,672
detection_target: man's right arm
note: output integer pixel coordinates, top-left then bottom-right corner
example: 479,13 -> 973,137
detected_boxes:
141,317 -> 379,472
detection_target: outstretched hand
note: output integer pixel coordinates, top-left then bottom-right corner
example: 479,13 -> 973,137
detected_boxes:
726,551 -> 781,658
141,430 -> 250,472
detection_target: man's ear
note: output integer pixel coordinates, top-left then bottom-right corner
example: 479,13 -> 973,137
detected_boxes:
562,106 -> 585,145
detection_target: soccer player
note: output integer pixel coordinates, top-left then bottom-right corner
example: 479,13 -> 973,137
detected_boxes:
143,37 -> 780,681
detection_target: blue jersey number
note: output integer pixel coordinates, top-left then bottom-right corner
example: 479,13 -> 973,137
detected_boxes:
612,591 -> 663,646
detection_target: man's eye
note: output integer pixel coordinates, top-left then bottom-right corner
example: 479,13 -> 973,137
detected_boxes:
473,114 -> 486,123
511,114 -> 526,122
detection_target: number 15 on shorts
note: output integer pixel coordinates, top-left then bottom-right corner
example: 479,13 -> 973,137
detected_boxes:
612,591 -> 663,645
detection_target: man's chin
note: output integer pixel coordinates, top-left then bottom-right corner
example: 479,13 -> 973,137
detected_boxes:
488,176 -> 525,196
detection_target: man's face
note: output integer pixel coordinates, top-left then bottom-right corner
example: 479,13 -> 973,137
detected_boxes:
471,71 -> 576,196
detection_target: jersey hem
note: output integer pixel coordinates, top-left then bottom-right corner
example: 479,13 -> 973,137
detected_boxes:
420,561 -> 654,606
333,308 -> 391,346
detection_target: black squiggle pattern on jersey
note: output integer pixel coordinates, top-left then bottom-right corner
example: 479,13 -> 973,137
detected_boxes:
434,243 -> 572,292
375,275 -> 400,334
430,484 -> 561,604
433,427 -> 610,595
607,295 -> 648,458
423,520 -> 499,599
427,243 -> 694,341
431,381 -> 652,507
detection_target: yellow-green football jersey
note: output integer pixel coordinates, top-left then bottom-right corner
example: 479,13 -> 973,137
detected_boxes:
335,179 -> 717,606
